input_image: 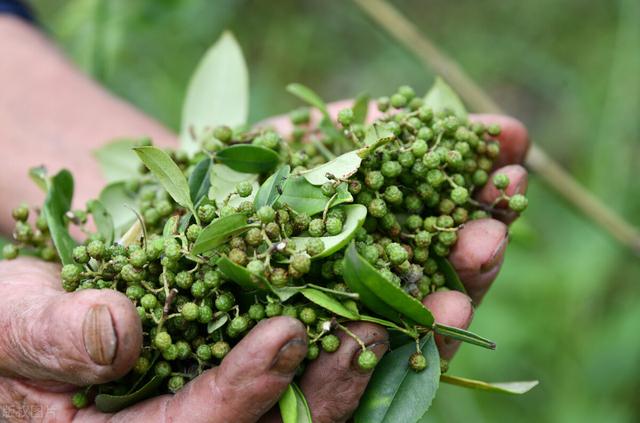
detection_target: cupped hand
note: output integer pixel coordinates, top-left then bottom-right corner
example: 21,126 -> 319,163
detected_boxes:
0,104 -> 528,423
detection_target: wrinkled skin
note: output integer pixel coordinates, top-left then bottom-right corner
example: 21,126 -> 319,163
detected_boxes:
0,105 -> 528,422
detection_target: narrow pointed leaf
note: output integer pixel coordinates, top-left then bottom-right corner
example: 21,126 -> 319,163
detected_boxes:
207,314 -> 229,334
93,139 -> 141,182
191,214 -> 250,255
363,123 -> 395,146
180,31 -> 248,154
355,334 -> 440,423
352,92 -> 370,125
301,150 -> 361,186
254,165 -> 290,209
440,375 -> 538,395
343,242 -> 434,327
277,176 -> 352,216
423,77 -> 468,119
87,199 -> 115,245
216,145 -> 280,174
435,257 -> 467,294
300,288 -> 359,320
99,181 -> 137,238
279,383 -> 313,423
95,375 -> 164,413
189,157 -> 213,206
217,256 -> 268,291
434,323 -> 496,350
134,146 -> 195,215
286,83 -> 329,117
28,166 -> 48,191
43,170 -> 76,265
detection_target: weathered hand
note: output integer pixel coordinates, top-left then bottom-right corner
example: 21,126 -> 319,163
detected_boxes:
260,104 -> 530,422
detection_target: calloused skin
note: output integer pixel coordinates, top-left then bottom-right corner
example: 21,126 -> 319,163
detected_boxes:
0,15 -> 529,423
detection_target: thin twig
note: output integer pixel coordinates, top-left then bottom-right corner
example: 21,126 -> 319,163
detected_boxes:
353,0 -> 640,256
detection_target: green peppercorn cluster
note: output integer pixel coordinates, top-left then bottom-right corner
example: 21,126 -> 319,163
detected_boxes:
2,84 -> 527,409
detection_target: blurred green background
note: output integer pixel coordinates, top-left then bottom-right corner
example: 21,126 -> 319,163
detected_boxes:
29,0 -> 640,421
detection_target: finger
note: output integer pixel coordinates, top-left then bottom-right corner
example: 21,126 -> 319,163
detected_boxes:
297,322 -> 389,423
0,264 -> 142,385
0,258 -> 141,384
422,290 -> 474,360
104,317 -> 308,423
448,218 -> 508,305
475,164 -> 528,224
468,114 -> 530,167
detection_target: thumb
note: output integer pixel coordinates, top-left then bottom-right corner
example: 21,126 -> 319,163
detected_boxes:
0,264 -> 141,385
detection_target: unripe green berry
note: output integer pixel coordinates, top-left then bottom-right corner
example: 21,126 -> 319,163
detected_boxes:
154,332 -> 172,351
307,343 -> 320,360
175,271 -> 193,290
227,315 -> 250,337
140,293 -> 158,310
308,219 -> 325,237
368,198 -> 387,218
381,161 -> 402,178
411,139 -> 428,157
364,171 -> 384,191
197,204 -> 216,223
181,302 -> 199,321
321,182 -> 336,197
257,205 -> 276,223
228,248 -> 247,266
167,375 -> 185,393
186,224 -> 202,242
409,352 -> 428,372
86,240 -> 105,260
325,217 -> 343,236
133,356 -> 151,374
385,243 -> 408,265
383,186 -> 403,205
291,254 -> 311,274
129,249 -> 148,268
265,302 -> 283,317
377,96 -> 390,112
236,181 -> 253,198
248,303 -> 266,321
299,307 -> 317,325
154,361 -> 172,378
508,194 -> 528,212
215,292 -> 235,312
337,108 -> 354,126
390,93 -> 407,109
11,203 -> 29,222
306,238 -> 325,256
357,349 -> 379,370
196,343 -> 212,361
450,186 -> 469,205
321,334 -> 341,353
2,244 -> 18,260
211,341 -> 231,359
398,85 -> 415,100
269,268 -> 289,287
71,391 -> 89,409
213,125 -> 232,143
493,173 -> 510,190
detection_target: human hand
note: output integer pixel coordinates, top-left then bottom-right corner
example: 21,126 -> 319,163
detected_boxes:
0,106 -> 528,423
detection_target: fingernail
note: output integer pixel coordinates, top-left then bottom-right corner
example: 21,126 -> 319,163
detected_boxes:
271,338 -> 307,375
83,305 -> 117,365
481,234 -> 508,273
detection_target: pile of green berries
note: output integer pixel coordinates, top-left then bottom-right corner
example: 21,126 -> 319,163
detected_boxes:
3,84 -> 527,409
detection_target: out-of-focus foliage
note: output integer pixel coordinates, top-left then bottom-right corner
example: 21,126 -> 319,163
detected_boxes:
30,0 -> 640,421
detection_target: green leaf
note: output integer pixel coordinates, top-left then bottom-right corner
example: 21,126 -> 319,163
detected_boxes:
180,31 -> 248,155
43,170 -> 76,265
98,182 -> 137,238
217,256 -> 268,291
301,150 -> 361,186
189,157 -> 213,206
87,199 -> 115,245
134,146 -> 195,216
352,92 -> 370,125
279,383 -> 313,423
288,204 -> 367,259
440,375 -> 538,395
254,165 -> 290,209
286,83 -> 329,117
162,215 -> 180,238
272,286 -> 303,302
423,77 -> 468,119
433,323 -> 496,350
95,375 -> 164,413
363,123 -> 395,146
207,313 -> 229,334
216,145 -> 280,174
435,257 -> 467,294
208,164 -> 259,208
301,288 -> 360,320
192,213 -> 251,255
355,334 -> 440,423
343,242 -> 434,326
93,139 -> 141,182
277,176 -> 352,216
28,166 -> 49,192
